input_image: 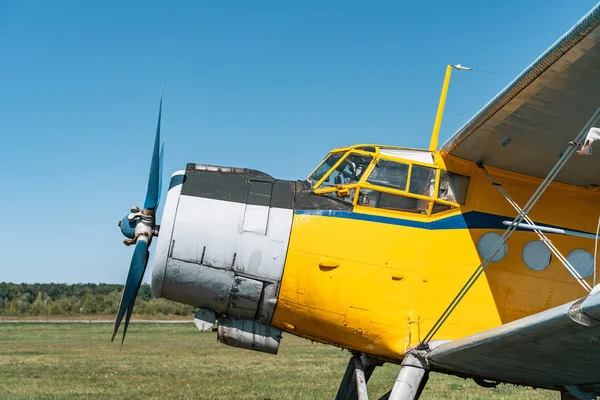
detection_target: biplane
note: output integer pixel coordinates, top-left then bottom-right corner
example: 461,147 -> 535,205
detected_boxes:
114,3 -> 600,400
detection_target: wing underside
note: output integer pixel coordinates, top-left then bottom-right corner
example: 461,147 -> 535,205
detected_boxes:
442,4 -> 600,188
428,291 -> 600,395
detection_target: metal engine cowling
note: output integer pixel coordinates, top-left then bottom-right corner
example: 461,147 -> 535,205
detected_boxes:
151,164 -> 295,325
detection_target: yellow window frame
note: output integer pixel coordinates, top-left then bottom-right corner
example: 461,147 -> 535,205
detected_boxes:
310,148 -> 465,217
312,150 -> 375,189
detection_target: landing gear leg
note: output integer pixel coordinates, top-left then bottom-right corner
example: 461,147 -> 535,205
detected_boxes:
334,353 -> 382,400
384,352 -> 429,400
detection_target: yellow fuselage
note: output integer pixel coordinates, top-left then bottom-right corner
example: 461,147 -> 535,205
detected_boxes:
271,152 -> 600,361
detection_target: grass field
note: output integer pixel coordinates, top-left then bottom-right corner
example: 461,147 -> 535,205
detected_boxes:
0,323 -> 558,400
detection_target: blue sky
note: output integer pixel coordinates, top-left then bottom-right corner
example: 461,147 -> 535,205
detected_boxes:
1,0 -> 597,283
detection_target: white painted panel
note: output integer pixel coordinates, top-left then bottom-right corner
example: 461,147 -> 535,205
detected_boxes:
169,195 -> 292,282
170,195 -> 245,269
235,208 -> 293,281
379,148 -> 434,164
242,204 -> 270,235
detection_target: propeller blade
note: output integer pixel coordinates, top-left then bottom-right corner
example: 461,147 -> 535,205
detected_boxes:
111,237 -> 150,344
157,140 -> 165,207
143,87 -> 163,211
120,291 -> 137,346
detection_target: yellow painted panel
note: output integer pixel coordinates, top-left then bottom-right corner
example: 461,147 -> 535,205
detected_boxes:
272,151 -> 600,361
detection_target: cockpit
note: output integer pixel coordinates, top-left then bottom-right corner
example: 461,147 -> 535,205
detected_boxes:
308,145 -> 470,216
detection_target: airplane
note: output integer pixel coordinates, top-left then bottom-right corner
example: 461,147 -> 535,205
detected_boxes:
113,3 -> 600,400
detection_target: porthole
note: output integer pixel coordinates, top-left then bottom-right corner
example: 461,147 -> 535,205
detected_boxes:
566,249 -> 594,279
477,232 -> 507,262
522,240 -> 551,271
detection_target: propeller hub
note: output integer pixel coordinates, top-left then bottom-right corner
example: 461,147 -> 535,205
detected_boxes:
118,206 -> 157,246
119,216 -> 136,239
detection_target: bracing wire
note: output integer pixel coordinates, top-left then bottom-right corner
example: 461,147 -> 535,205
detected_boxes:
472,69 -> 515,78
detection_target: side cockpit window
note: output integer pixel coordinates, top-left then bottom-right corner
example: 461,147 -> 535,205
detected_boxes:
438,171 -> 470,205
360,161 -> 434,215
358,189 -> 428,214
408,165 -> 436,198
430,171 -> 470,214
367,160 -> 409,190
359,158 -> 470,216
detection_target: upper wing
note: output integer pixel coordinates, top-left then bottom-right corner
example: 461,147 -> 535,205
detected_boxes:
442,4 -> 600,188
427,291 -> 600,395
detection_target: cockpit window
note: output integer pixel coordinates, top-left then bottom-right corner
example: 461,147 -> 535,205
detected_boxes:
320,153 -> 372,187
358,189 -> 429,214
309,145 -> 471,217
308,152 -> 343,185
366,160 -> 409,190
438,171 -> 470,204
408,165 -> 436,198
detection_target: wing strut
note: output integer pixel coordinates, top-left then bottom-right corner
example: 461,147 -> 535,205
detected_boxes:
480,166 -> 592,292
420,106 -> 600,347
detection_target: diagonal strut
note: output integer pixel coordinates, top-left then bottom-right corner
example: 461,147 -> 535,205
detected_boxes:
481,166 -> 592,292
420,106 -> 600,346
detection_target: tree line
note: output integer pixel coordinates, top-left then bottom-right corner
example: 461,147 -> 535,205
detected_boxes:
0,283 -> 195,316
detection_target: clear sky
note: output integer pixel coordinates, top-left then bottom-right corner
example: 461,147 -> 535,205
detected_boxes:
1,0 -> 597,284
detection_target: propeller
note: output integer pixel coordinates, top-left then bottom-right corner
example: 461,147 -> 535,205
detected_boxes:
113,87 -> 164,345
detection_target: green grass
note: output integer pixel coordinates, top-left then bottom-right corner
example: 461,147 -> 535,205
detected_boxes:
0,323 -> 558,399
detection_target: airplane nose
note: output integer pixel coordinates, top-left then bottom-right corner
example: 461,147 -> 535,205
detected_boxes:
151,164 -> 295,326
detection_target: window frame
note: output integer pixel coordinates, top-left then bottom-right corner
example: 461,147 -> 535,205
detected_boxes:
310,148 -> 469,217
312,149 -> 375,189
307,151 -> 346,187
355,155 -> 466,217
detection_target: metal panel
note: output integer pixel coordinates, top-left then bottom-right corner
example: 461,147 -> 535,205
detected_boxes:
157,258 -> 234,313
234,207 -> 293,281
580,292 -> 600,321
428,291 -> 600,391
170,195 -> 244,269
227,276 -> 263,318
247,179 -> 272,207
217,316 -> 282,354
151,171 -> 185,297
256,282 -> 279,325
242,204 -> 270,235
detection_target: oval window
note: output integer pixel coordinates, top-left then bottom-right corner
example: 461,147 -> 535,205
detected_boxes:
477,232 -> 507,262
522,240 -> 551,271
566,249 -> 594,279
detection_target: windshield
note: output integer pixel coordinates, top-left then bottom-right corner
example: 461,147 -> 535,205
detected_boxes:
319,153 -> 372,187
308,153 -> 344,186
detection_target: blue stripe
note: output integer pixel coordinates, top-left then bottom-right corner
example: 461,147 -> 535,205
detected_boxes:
294,209 -> 592,234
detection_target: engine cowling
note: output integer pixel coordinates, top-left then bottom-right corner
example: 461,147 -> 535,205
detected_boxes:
151,164 -> 295,326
